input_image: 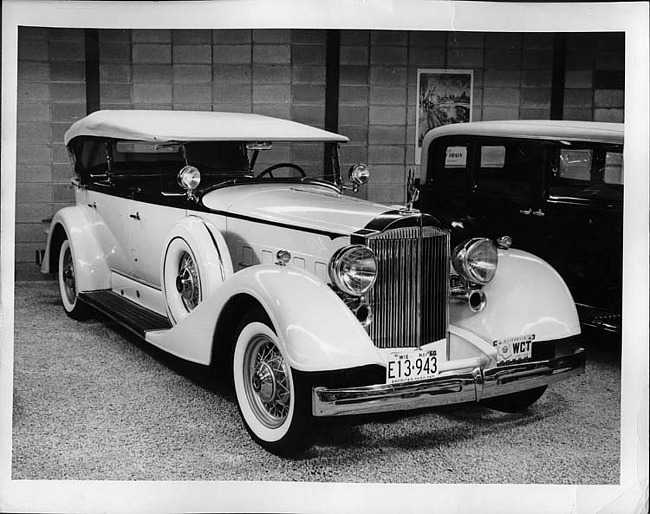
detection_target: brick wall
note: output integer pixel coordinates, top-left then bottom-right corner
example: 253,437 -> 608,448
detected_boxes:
14,28 -> 625,278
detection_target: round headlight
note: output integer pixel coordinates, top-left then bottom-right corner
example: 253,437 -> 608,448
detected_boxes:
452,238 -> 498,284
348,164 -> 370,186
329,245 -> 377,296
178,165 -> 201,191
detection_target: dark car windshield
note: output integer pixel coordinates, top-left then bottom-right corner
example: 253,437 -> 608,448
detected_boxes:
70,136 -> 341,189
112,140 -> 249,174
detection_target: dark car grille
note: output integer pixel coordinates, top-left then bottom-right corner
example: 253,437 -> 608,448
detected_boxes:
364,225 -> 450,349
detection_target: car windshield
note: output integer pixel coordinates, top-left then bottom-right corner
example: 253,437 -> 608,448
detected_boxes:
246,141 -> 340,183
70,136 -> 343,189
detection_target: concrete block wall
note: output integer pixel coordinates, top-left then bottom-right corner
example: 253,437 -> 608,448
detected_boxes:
99,28 -> 327,173
564,33 -> 625,122
16,27 -> 87,278
14,28 -> 625,278
340,31 -> 558,204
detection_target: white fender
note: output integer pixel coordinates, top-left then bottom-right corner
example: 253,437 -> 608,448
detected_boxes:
42,206 -> 111,292
160,216 -> 234,324
146,265 -> 382,371
450,248 -> 581,343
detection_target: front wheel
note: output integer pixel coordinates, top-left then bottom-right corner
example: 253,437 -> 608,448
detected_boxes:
232,310 -> 312,456
481,386 -> 548,413
58,239 -> 91,320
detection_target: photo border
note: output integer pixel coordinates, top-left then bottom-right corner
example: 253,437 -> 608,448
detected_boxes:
2,1 -> 648,513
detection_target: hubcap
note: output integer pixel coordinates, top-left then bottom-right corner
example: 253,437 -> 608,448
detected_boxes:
176,251 -> 200,312
252,362 -> 276,403
243,335 -> 291,429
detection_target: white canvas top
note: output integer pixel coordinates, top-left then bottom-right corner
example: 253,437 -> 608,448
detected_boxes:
64,110 -> 349,145
421,119 -> 624,148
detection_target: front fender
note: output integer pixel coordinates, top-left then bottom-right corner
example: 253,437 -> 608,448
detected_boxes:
146,265 -> 382,371
451,248 -> 581,343
41,206 -> 111,292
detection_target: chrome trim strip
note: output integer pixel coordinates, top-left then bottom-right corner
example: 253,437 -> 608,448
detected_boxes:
312,349 -> 585,417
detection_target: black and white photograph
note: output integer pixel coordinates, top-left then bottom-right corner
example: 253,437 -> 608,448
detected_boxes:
1,1 -> 648,513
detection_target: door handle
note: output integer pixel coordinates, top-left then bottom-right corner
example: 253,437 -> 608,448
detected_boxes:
129,212 -> 141,220
519,208 -> 532,216
87,202 -> 96,209
532,209 -> 545,217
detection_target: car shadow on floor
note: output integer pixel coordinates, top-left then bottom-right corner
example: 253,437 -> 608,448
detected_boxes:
305,395 -> 568,456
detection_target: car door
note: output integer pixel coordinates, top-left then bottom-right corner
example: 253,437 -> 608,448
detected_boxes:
468,137 -> 548,255
542,143 -> 624,312
125,196 -> 187,287
85,186 -> 139,278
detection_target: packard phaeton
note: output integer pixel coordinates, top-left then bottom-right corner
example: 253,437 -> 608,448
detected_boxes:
42,110 -> 585,455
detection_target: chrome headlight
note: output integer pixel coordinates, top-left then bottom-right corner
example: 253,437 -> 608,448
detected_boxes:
348,163 -> 370,186
178,165 -> 201,191
329,245 -> 377,296
452,238 -> 498,284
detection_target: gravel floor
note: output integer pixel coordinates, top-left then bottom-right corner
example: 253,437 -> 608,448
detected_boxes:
11,280 -> 621,483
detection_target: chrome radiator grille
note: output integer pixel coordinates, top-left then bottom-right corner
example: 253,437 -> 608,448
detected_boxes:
364,225 -> 449,349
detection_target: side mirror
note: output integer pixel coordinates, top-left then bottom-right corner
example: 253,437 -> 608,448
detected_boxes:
347,163 -> 370,193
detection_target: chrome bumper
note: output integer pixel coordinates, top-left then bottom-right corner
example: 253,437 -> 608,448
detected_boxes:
312,348 -> 586,417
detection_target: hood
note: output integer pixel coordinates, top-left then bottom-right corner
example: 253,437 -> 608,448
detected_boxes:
201,183 -> 395,235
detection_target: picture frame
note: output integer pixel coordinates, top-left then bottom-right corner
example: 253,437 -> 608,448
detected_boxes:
416,69 -> 474,164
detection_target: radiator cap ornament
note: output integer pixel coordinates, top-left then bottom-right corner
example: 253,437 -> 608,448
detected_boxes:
401,168 -> 420,214
497,235 -> 513,249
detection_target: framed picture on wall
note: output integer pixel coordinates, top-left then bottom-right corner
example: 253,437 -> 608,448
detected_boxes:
416,69 -> 474,164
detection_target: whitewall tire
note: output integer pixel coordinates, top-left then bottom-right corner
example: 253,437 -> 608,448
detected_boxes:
161,221 -> 231,325
58,239 -> 90,320
233,311 -> 311,456
162,237 -> 203,325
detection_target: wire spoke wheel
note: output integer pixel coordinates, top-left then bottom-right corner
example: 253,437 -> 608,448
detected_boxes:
176,251 -> 200,312
232,312 -> 312,456
243,335 -> 291,429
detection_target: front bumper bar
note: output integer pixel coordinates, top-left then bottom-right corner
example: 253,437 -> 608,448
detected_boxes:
312,348 -> 586,417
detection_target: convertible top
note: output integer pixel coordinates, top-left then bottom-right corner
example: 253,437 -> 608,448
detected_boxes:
64,110 -> 349,145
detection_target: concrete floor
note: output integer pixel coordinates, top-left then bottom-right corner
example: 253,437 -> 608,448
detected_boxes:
11,280 -> 621,483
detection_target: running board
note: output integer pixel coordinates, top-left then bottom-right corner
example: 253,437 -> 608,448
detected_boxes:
78,290 -> 172,338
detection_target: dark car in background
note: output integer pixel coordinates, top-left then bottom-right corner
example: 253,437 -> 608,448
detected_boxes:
418,120 -> 624,336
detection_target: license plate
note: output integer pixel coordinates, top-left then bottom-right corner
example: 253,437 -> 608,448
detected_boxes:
494,334 -> 534,365
386,340 -> 446,385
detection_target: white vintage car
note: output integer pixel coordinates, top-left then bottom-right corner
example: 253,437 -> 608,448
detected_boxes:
42,110 -> 586,455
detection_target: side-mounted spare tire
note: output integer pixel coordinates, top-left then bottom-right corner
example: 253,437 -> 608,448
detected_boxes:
161,218 -> 233,325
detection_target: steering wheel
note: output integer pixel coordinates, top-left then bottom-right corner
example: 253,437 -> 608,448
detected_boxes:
256,162 -> 306,179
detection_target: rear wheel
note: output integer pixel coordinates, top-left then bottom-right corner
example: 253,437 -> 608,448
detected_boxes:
58,239 -> 91,320
232,310 -> 312,456
481,386 -> 547,413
